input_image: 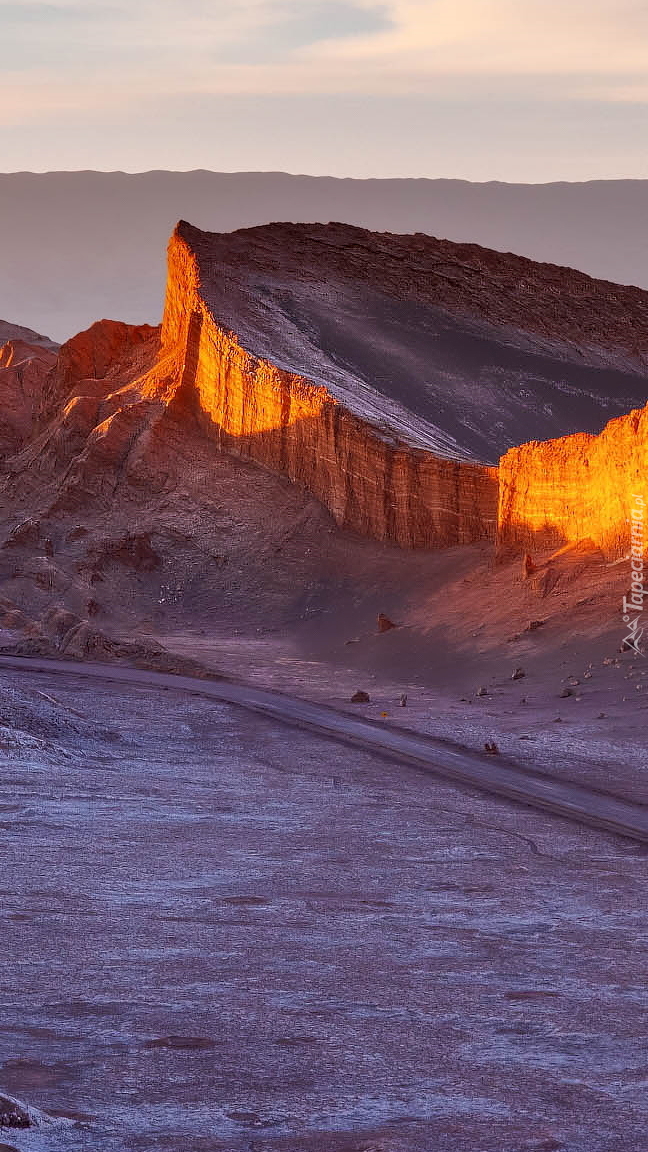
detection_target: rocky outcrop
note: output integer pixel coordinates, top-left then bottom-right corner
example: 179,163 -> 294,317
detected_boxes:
166,221 -> 648,457
498,405 -> 648,558
151,219 -> 648,550
0,319 -> 57,352
158,222 -> 500,549
56,318 -> 159,395
0,339 -> 57,455
0,318 -> 159,464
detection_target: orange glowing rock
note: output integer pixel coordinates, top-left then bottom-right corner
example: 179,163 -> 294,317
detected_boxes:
498,409 -> 648,559
154,223 -> 498,550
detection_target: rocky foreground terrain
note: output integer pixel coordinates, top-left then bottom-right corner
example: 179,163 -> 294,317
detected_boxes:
1,667 -> 647,1152
1,222 -> 648,1149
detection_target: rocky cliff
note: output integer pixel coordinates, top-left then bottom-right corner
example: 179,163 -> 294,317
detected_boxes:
2,222 -> 648,674
159,223 -> 500,550
498,404 -> 648,558
154,218 -> 648,551
5,220 -> 648,559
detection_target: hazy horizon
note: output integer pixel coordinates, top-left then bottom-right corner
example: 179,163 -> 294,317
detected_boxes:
2,170 -> 648,342
3,169 -> 648,183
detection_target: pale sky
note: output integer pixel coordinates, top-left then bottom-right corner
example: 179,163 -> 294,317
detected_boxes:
2,0 -> 648,178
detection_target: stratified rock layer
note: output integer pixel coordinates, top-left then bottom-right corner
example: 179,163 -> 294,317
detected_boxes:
160,223 -> 499,549
498,405 -> 648,558
166,220 -> 648,462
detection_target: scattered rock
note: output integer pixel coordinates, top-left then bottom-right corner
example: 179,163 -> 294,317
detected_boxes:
399,693 -> 407,707
598,712 -> 607,719
511,667 -> 525,680
525,619 -> 546,631
143,1035 -> 216,1051
0,1094 -> 30,1128
484,741 -> 499,754
2,519 -> 40,550
553,716 -> 562,722
559,687 -> 572,698
522,552 -> 537,578
377,612 -> 396,633
351,690 -> 370,703
476,686 -> 488,697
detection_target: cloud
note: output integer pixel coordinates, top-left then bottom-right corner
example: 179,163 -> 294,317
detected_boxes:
306,0 -> 648,81
1,0 -> 647,152
223,2 -> 393,63
4,0 -> 648,89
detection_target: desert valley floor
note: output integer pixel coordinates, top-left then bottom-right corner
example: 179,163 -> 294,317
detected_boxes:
1,663 -> 648,1152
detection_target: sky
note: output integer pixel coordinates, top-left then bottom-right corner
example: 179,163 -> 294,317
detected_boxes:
2,0 -> 648,179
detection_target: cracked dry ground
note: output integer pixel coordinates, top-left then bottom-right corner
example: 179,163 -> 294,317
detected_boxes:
0,669 -> 646,1152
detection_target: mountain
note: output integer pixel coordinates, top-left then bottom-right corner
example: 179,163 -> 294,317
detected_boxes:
1,171 -> 648,341
0,217 -> 645,691
0,319 -> 58,351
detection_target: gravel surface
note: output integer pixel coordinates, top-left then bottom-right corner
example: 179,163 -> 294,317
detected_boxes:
0,668 -> 647,1150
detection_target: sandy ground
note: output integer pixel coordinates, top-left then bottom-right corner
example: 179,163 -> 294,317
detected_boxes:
0,667 -> 647,1152
155,613 -> 648,807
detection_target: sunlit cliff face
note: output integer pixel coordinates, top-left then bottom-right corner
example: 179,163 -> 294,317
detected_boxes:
498,408 -> 648,559
157,222 -> 648,559
156,226 -> 498,550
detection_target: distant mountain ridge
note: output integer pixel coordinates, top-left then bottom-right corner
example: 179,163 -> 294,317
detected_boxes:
0,319 -> 58,351
1,171 -> 648,341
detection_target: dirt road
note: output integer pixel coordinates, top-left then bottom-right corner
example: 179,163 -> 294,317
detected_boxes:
1,654 -> 647,844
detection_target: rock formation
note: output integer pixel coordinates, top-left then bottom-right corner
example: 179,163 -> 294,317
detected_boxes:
146,219 -> 646,551
0,337 -> 58,455
498,406 -> 648,558
164,219 -> 648,452
1,218 -> 645,603
158,221 -> 504,549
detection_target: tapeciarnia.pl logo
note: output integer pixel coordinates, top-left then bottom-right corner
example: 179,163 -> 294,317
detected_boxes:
622,494 -> 646,655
